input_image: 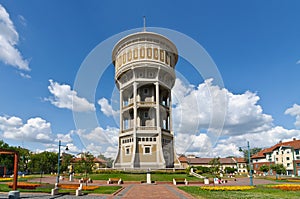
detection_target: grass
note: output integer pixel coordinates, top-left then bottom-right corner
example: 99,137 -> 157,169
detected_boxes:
179,185 -> 300,199
0,183 -> 121,194
85,173 -> 201,182
83,186 -> 122,194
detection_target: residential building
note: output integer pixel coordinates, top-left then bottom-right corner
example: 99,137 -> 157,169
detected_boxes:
178,155 -> 247,174
252,138 -> 300,176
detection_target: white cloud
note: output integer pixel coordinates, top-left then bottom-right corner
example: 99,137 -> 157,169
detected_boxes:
0,4 -> 29,71
171,78 -> 280,157
285,104 -> 300,127
46,79 -> 96,112
19,72 -> 31,79
75,126 -> 119,158
0,116 -> 53,143
172,78 -> 273,138
296,60 -> 300,64
97,98 -> 119,117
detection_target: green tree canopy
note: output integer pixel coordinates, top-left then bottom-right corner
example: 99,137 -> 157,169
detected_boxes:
209,157 -> 221,174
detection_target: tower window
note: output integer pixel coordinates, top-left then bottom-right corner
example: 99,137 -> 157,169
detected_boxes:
143,88 -> 149,95
125,146 -> 130,155
144,111 -> 149,118
144,145 -> 151,155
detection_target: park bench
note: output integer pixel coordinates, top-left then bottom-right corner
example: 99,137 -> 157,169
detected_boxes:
107,178 -> 123,185
173,178 -> 188,185
79,178 -> 93,183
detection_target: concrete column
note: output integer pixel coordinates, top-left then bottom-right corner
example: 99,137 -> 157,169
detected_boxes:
169,92 -> 173,134
155,82 -> 160,129
119,88 -> 123,131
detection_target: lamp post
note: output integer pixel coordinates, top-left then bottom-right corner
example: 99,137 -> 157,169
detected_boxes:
239,141 -> 253,186
56,140 -> 68,184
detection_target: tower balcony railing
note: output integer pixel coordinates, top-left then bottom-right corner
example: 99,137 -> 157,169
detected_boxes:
137,126 -> 157,131
122,128 -> 134,133
122,103 -> 134,110
137,101 -> 156,107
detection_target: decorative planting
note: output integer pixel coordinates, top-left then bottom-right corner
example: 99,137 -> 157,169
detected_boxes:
199,186 -> 255,191
268,184 -> 300,191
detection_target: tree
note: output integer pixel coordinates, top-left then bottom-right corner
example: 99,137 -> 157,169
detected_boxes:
0,140 -> 14,174
224,167 -> 236,174
14,146 -> 30,173
28,151 -> 57,174
259,165 -> 270,173
271,164 -> 286,175
98,154 -> 113,168
209,157 -> 221,174
60,153 -> 73,173
243,147 -> 262,164
75,152 -> 95,175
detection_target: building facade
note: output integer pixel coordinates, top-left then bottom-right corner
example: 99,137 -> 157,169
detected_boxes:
112,31 -> 180,169
178,155 -> 248,174
252,138 -> 300,176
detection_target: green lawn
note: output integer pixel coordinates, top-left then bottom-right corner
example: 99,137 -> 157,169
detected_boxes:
85,173 -> 201,182
179,186 -> 300,199
0,183 -> 121,194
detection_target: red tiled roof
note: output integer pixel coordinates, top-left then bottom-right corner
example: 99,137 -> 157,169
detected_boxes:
186,158 -> 236,165
71,157 -> 107,163
178,156 -> 188,163
234,157 -> 247,163
251,139 -> 300,159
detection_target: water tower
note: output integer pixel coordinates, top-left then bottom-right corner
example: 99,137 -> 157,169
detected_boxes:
112,30 -> 180,169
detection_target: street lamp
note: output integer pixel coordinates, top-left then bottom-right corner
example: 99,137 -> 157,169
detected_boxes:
56,140 -> 68,184
239,141 -> 253,186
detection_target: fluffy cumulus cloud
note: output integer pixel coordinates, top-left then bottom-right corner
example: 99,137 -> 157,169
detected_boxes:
46,79 -> 96,112
98,98 -> 119,118
173,78 -> 273,137
285,104 -> 300,128
0,115 -> 53,143
76,126 -> 119,157
172,78 -> 281,157
0,4 -> 29,71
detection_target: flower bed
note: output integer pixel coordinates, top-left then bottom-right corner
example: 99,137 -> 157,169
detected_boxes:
200,186 -> 255,191
58,184 -> 99,191
7,182 -> 41,189
268,184 -> 300,191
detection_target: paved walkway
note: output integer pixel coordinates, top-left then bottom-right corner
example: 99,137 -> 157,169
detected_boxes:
114,184 -> 194,199
0,184 -> 194,199
0,176 -> 286,198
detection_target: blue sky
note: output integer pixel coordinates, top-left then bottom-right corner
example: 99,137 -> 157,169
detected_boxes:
0,0 -> 300,158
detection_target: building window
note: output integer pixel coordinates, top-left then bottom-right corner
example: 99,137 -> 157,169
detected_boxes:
286,157 -> 290,161
125,146 -> 130,155
144,88 -> 149,95
143,145 -> 152,155
295,149 -> 299,155
144,111 -> 149,118
287,163 -> 290,167
276,152 -> 279,155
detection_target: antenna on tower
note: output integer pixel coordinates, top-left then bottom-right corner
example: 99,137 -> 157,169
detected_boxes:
143,16 -> 146,32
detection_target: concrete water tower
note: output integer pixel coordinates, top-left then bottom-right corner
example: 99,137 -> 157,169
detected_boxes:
112,30 -> 180,169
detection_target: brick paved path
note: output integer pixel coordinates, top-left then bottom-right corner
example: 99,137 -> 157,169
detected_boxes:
114,184 -> 194,199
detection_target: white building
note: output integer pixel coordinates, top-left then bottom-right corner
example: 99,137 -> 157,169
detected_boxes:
252,138 -> 300,176
112,30 -> 180,169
